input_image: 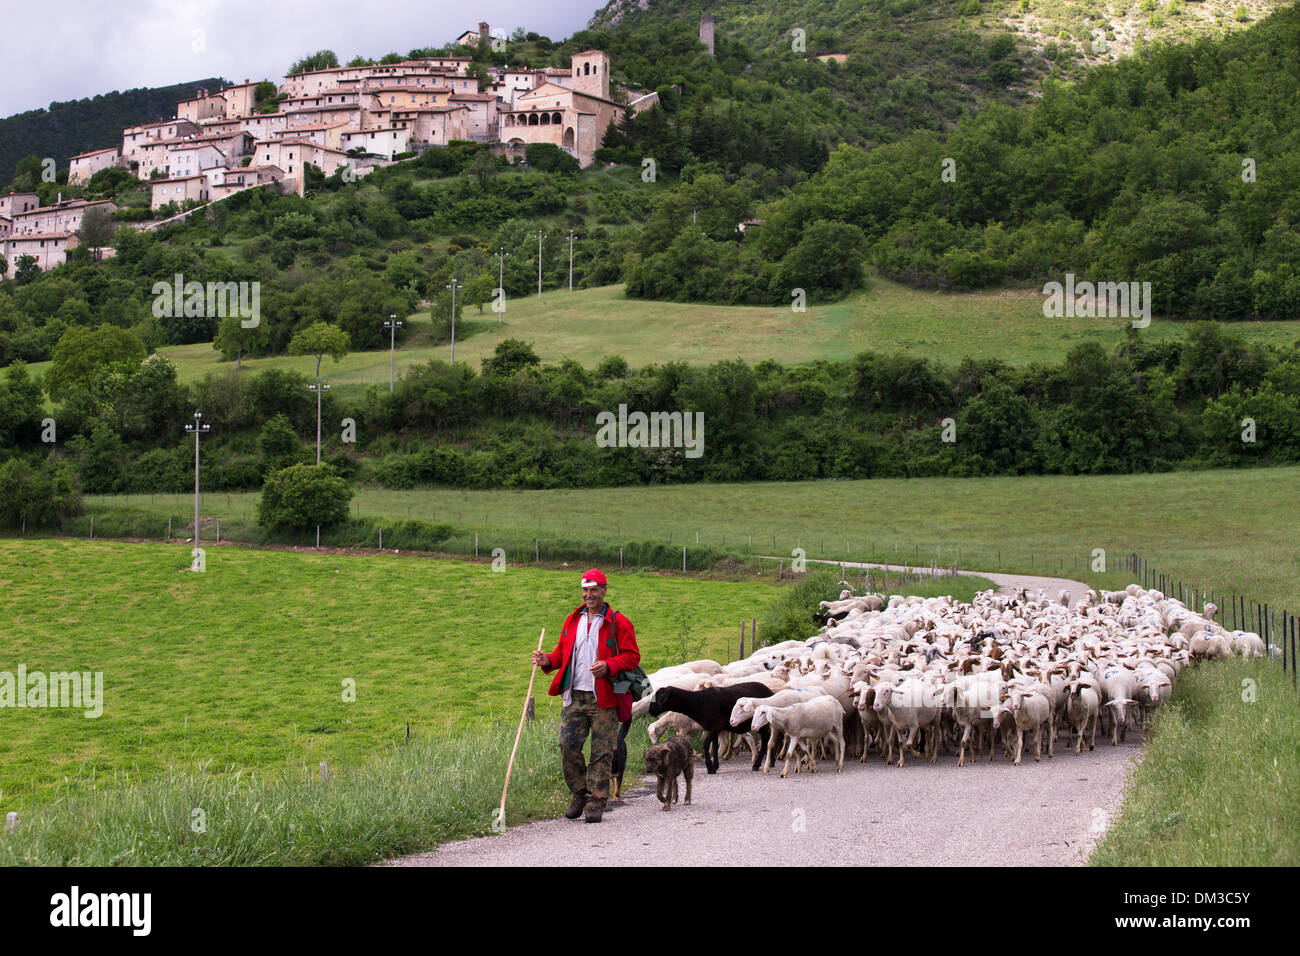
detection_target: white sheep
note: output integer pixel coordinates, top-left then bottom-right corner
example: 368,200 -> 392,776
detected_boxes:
751,696 -> 847,777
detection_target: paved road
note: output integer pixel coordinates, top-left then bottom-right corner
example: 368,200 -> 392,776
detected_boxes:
384,734 -> 1141,867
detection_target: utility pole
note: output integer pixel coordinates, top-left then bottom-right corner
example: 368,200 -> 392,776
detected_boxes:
566,229 -> 578,291
308,380 -> 329,464
536,230 -> 545,298
384,313 -> 402,392
496,247 -> 510,325
184,412 -> 210,553
446,278 -> 462,363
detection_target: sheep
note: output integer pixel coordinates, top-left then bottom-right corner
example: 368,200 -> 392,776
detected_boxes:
992,688 -> 1053,765
1133,669 -> 1172,731
632,671 -> 711,717
751,697 -> 847,777
647,682 -> 773,774
733,687 -> 829,770
873,679 -> 941,768
648,711 -> 705,744
1102,698 -> 1141,745
1064,680 -> 1100,754
678,659 -> 724,675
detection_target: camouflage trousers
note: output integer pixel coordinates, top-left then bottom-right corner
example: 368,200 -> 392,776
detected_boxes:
559,690 -> 619,802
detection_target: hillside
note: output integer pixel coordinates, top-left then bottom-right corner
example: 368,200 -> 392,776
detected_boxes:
0,78 -> 230,182
590,0 -> 1285,65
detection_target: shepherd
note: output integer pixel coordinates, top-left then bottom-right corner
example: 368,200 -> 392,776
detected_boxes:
531,568 -> 640,823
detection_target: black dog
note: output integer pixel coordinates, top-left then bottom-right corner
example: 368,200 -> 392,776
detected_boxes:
610,719 -> 632,801
643,735 -> 694,811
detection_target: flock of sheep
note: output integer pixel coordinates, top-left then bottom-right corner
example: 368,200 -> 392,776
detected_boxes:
637,584 -> 1266,778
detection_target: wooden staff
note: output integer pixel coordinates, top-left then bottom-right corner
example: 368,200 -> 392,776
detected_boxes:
496,628 -> 545,831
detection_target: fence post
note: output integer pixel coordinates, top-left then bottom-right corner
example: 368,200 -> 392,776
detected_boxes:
535,539 -> 539,562
167,517 -> 171,541
316,525 -> 320,548
778,560 -> 783,580
682,546 -> 686,573
216,519 -> 220,544
475,533 -> 478,558
739,620 -> 746,661
378,528 -> 382,550
619,547 -> 623,569
1292,615 -> 1297,688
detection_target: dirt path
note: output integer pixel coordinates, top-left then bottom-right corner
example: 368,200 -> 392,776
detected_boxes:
385,735 -> 1141,867
789,556 -> 1094,606
384,560 -> 1126,867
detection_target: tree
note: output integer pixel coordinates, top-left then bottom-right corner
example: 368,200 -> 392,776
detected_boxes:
524,142 -> 579,174
76,207 -> 116,261
468,149 -> 500,189
256,414 -> 304,472
481,338 -> 540,377
288,322 -> 350,379
46,324 -> 146,402
257,462 -> 352,530
13,255 -> 40,285
214,313 -> 271,370
465,273 -> 496,313
288,50 -> 338,75
0,458 -> 81,529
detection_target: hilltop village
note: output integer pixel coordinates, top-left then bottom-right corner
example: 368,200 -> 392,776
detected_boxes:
2,24 -> 657,277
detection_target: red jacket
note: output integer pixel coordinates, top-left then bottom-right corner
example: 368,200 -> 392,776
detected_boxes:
541,603 -> 640,710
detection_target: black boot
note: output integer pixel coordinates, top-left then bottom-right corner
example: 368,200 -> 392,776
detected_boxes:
564,790 -> 588,819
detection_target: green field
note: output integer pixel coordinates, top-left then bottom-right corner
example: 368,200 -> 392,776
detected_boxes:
19,281 -> 1300,407
0,539 -> 779,813
88,465 -> 1300,617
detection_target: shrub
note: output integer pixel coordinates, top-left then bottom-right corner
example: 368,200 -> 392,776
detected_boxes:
257,463 -> 353,530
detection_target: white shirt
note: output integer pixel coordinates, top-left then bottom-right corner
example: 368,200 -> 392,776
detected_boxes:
563,606 -> 605,706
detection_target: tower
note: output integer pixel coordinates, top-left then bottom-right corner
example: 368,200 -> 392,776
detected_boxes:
700,14 -> 715,56
571,50 -> 610,100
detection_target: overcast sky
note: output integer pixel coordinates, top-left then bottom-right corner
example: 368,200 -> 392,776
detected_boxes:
0,0 -> 605,117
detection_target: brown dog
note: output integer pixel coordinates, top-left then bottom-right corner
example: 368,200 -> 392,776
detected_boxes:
643,735 -> 694,811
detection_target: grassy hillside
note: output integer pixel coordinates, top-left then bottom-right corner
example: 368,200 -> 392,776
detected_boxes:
19,280 -> 1300,410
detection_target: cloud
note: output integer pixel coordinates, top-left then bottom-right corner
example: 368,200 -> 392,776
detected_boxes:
1,0 -> 600,116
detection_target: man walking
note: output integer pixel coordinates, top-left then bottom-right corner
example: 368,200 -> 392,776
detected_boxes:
531,568 -> 640,823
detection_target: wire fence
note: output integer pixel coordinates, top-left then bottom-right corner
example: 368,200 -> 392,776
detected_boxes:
1123,552 -> 1298,691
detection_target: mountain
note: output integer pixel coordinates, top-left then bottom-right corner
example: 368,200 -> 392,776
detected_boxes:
0,79 -> 230,182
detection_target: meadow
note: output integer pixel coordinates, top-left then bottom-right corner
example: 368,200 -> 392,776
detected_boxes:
0,538 -> 779,814
88,465 -> 1300,616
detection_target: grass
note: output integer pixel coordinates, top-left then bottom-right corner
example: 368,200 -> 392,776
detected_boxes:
1090,657 -> 1300,866
18,280 -> 1300,409
0,720 -> 608,865
86,464 -> 1300,616
0,538 -> 776,814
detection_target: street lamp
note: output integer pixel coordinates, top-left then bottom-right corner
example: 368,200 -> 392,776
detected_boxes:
566,229 -> 579,291
184,412 -> 210,556
536,230 -> 546,298
496,246 -> 510,326
308,380 -> 330,464
446,279 -> 462,363
384,313 -> 402,392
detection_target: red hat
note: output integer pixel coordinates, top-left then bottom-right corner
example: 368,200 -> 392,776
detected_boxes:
580,568 -> 607,587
